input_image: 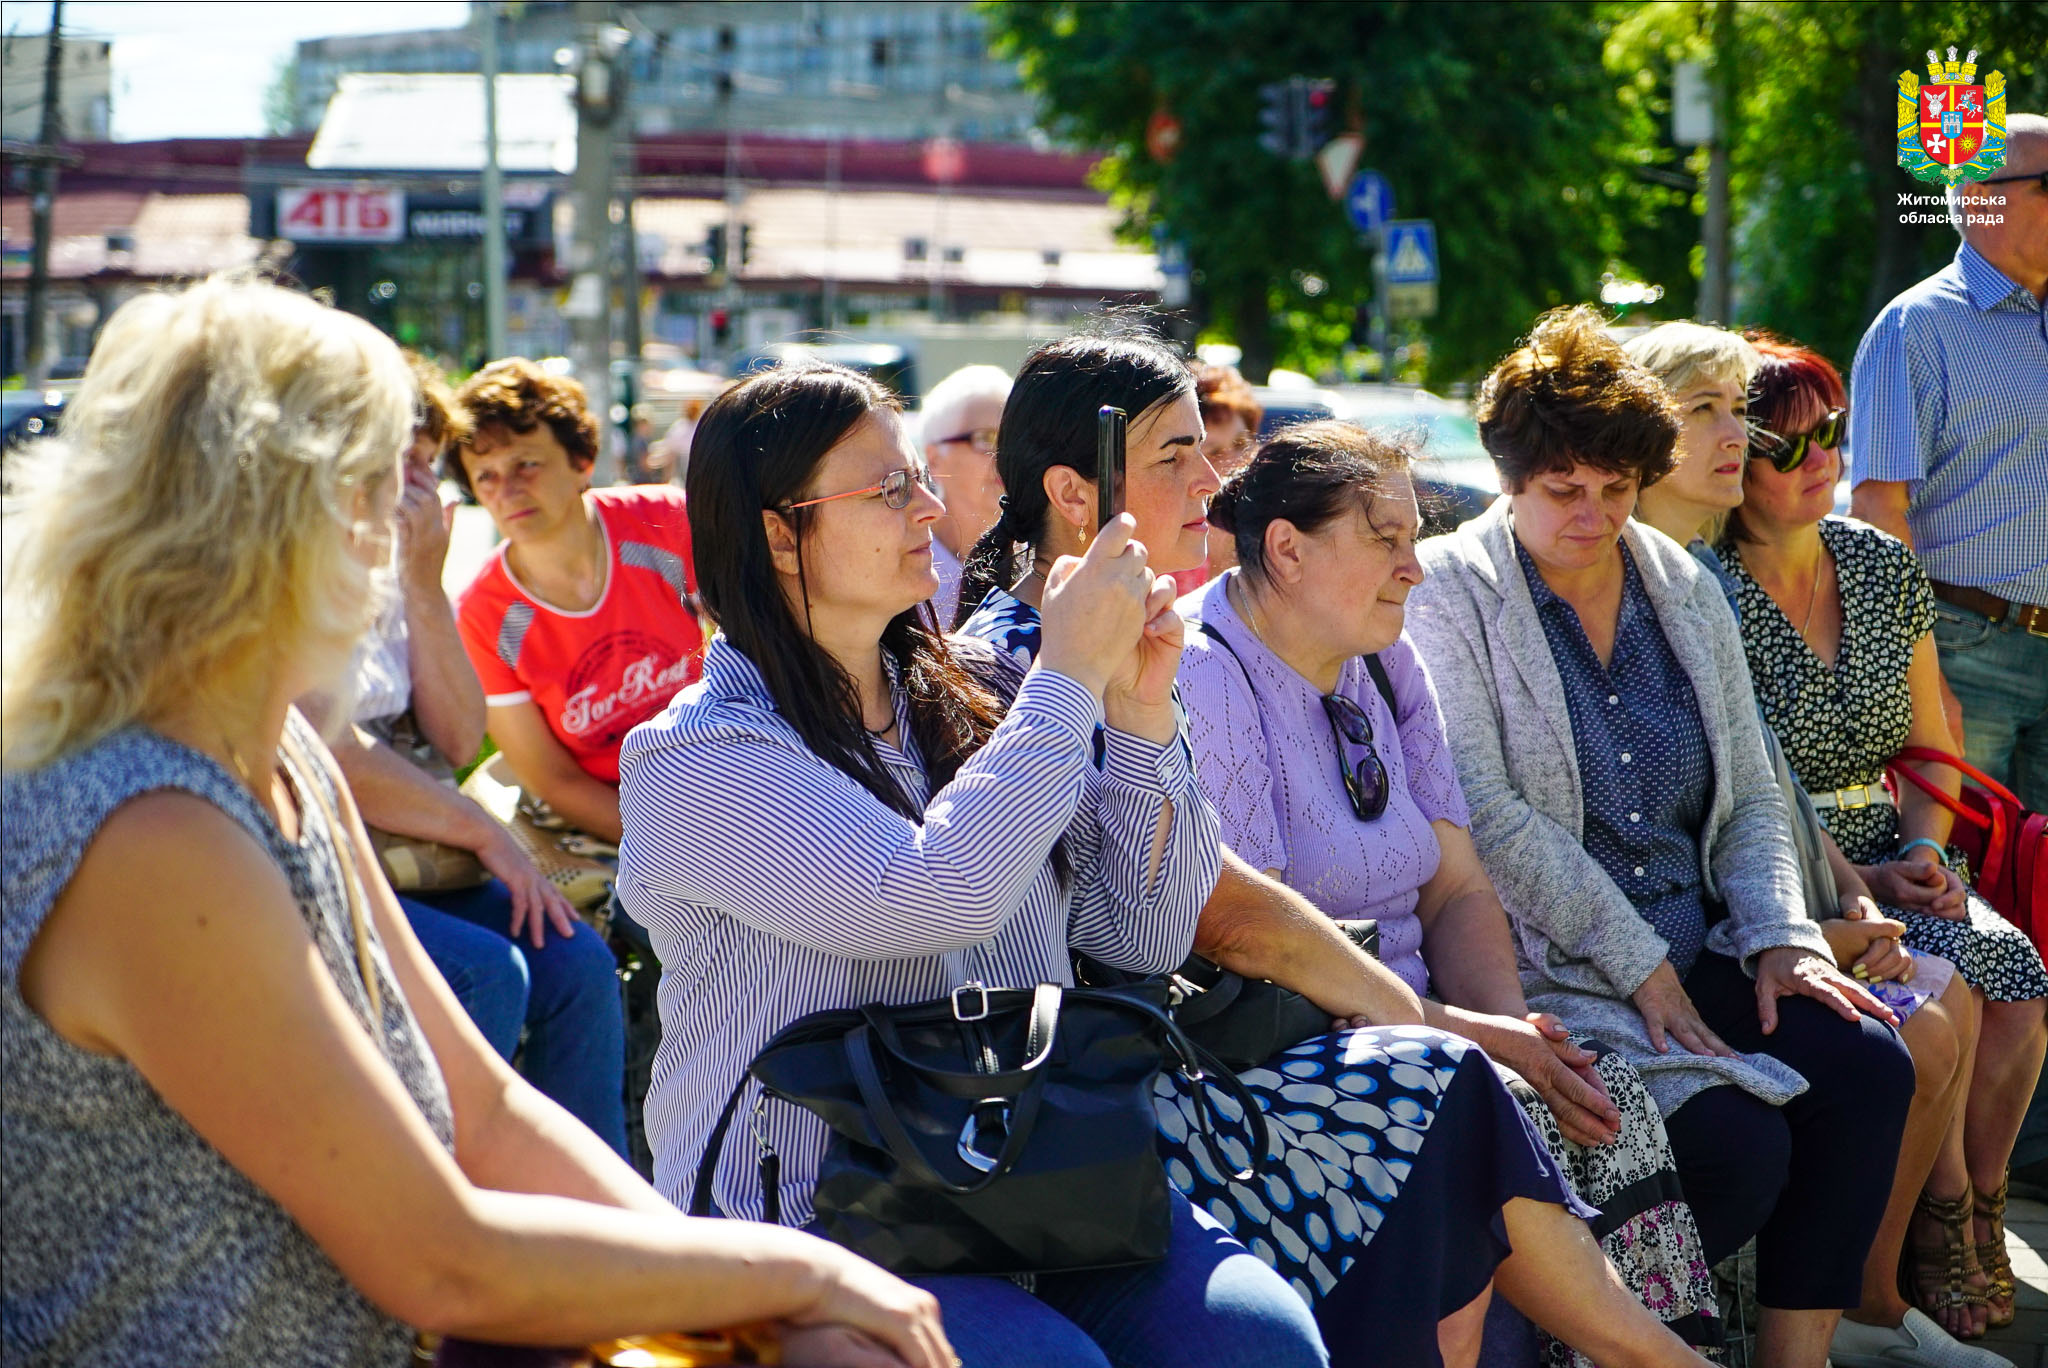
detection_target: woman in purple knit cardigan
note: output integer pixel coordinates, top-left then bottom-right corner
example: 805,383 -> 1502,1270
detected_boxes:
1175,421 -> 1723,1368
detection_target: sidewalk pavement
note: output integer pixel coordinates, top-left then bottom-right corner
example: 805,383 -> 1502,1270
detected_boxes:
1984,1193 -> 2047,1367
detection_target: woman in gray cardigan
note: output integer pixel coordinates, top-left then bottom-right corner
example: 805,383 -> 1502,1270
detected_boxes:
1405,308 -> 1915,1368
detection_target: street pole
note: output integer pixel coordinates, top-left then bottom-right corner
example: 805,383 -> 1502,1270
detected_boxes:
25,0 -> 65,387
718,62 -> 743,358
821,133 -> 841,331
1368,229 -> 1393,384
1699,0 -> 1735,323
476,0 -> 508,363
567,6 -> 621,483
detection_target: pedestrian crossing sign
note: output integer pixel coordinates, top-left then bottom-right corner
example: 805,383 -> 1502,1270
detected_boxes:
1383,221 -> 1438,286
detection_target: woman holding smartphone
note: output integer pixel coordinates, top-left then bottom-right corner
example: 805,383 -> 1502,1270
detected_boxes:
954,325 -> 1712,1368
617,360 -> 1328,1368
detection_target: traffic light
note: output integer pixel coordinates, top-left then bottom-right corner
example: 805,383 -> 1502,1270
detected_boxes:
1257,77 -> 1337,160
1258,81 -> 1294,159
1299,79 -> 1335,157
738,222 -> 752,267
704,223 -> 727,274
710,308 -> 731,347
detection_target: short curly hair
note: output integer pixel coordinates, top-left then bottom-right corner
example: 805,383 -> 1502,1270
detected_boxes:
448,357 -> 599,494
1195,363 -> 1263,436
1476,306 -> 1680,492
402,349 -> 468,455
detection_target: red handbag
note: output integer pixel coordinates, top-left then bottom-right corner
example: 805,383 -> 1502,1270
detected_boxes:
1887,746 -> 2048,954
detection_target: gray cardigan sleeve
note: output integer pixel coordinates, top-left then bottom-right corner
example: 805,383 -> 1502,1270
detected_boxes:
1405,579 -> 1674,998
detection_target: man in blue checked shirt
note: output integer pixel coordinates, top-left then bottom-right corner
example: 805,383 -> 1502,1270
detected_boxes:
1849,112 -> 2048,809
1849,112 -> 2048,1196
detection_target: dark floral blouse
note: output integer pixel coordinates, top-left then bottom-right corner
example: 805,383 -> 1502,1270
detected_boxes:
1718,516 -> 1935,866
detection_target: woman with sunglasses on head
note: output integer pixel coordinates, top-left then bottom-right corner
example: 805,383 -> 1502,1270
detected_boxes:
1406,307 -> 1916,1368
1625,323 -> 1999,1367
954,325 -> 1703,1368
1183,419 -> 1726,1368
1716,336 -> 2048,1344
616,361 -> 1328,1368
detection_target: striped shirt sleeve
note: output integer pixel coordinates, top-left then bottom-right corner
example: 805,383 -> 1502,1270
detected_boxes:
619,667 -> 1107,959
1063,720 -> 1220,974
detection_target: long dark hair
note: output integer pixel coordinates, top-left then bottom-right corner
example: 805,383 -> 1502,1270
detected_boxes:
951,320 -> 1194,628
687,362 -> 1007,820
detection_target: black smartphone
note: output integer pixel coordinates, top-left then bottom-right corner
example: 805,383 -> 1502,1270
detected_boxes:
1096,404 -> 1127,534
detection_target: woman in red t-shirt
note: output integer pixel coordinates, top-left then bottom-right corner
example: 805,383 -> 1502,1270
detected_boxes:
451,359 -> 705,844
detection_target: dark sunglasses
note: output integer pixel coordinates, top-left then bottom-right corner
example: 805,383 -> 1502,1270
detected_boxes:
1321,693 -> 1390,822
1750,407 -> 1846,475
1978,169 -> 2048,192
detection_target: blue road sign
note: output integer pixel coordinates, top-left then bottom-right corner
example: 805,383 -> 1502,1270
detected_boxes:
1383,219 -> 1439,285
1344,170 -> 1395,235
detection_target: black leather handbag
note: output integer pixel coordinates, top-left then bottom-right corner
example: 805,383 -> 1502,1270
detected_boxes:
1078,919 -> 1380,1073
690,979 -> 1266,1278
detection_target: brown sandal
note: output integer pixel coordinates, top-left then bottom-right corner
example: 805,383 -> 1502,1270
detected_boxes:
1904,1187 -> 1989,1339
1974,1177 -> 2016,1331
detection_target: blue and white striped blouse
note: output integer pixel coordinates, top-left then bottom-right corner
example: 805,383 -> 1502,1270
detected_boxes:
617,634 -> 1221,1222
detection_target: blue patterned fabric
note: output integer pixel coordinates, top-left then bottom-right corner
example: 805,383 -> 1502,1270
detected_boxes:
958,585 -> 1042,673
1518,540 -> 1714,975
1155,1026 -> 1590,1335
1154,1028 -> 1467,1304
1846,242 -> 2048,604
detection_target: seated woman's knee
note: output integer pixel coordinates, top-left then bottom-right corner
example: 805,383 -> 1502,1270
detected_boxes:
1900,991 -> 1963,1092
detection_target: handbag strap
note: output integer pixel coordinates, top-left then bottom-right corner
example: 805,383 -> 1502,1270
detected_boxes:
854,986 -> 1063,1097
842,983 -> 1064,1195
1892,745 -> 2026,811
1197,619 -> 1395,714
1887,761 -> 1987,832
1167,961 -> 1246,1027
689,1069 -> 759,1218
1163,1025 -> 1271,1180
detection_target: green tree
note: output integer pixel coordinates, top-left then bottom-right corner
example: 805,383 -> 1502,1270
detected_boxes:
263,54 -> 301,136
992,1 -> 2047,386
986,2 -> 1654,386
1609,1 -> 2048,368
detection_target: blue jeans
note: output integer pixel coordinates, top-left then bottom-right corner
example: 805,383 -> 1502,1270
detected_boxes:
908,1191 -> 1327,1368
1933,598 -> 2048,811
399,883 -> 629,1157
1933,599 -> 2048,1164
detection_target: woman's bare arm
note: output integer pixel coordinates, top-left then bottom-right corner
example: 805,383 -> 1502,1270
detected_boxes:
488,699 -> 624,844
14,792 -> 940,1357
1411,821 -> 1528,1019
1194,847 -> 1425,1027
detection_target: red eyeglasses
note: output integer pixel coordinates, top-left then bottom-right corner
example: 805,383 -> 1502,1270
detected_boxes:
781,465 -> 941,512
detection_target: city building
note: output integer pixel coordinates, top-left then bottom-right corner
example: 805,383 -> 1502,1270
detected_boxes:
1,127 -> 1161,380
1,31 -> 112,143
289,2 -> 1039,144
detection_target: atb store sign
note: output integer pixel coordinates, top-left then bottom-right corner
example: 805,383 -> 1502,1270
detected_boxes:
277,186 -> 406,244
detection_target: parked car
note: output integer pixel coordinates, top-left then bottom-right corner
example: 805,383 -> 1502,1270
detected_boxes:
1250,384 -> 1341,439
2,388 -> 66,453
1330,385 -> 1499,535
730,341 -> 919,406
